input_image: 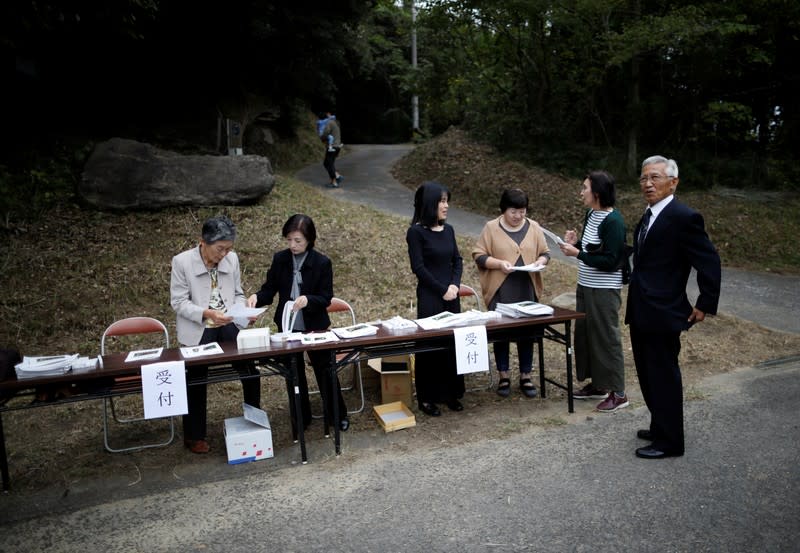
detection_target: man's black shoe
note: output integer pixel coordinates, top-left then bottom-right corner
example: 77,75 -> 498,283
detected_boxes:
635,446 -> 683,459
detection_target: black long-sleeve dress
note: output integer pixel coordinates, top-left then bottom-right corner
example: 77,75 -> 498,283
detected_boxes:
406,223 -> 465,404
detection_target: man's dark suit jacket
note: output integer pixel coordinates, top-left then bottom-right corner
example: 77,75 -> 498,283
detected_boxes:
252,248 -> 333,332
625,198 -> 721,331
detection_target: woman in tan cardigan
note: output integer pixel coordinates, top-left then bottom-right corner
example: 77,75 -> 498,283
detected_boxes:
472,189 -> 550,397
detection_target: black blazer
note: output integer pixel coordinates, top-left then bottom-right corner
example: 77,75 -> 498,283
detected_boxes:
253,248 -> 333,332
625,199 -> 721,333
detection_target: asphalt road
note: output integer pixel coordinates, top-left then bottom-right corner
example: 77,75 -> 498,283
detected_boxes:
1,145 -> 798,552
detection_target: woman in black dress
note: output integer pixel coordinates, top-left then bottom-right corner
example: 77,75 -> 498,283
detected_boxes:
406,181 -> 465,416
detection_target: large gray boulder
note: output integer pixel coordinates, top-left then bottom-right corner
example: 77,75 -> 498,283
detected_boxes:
79,138 -> 275,209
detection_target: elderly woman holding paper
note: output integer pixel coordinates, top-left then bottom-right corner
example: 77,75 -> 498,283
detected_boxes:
246,214 -> 349,433
170,215 -> 261,454
472,188 -> 550,398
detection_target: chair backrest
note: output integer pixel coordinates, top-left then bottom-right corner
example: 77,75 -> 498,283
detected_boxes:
458,284 -> 482,310
101,317 -> 170,355
327,297 -> 357,326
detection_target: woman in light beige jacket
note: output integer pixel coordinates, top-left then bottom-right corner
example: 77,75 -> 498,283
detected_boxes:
472,189 -> 549,398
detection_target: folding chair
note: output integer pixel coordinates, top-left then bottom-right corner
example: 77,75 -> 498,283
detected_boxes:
458,284 -> 495,391
309,297 -> 366,417
100,316 -> 176,453
458,284 -> 481,310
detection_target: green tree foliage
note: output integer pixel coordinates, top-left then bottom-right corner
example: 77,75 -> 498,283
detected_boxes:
2,0 -> 797,192
414,0 -> 800,187
334,0 -> 415,142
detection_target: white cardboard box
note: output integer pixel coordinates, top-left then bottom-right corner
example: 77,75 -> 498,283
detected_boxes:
236,327 -> 270,350
224,403 -> 273,464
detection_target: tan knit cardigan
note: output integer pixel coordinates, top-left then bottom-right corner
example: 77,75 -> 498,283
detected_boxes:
471,217 -> 549,308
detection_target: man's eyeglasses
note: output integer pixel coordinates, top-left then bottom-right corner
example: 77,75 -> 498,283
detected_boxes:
638,174 -> 671,185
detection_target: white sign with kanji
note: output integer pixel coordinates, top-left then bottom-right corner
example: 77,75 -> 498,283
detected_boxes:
141,360 -> 188,419
453,325 -> 489,375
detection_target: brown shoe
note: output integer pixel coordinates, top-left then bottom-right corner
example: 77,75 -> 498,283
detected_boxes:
572,383 -> 607,400
184,439 -> 210,454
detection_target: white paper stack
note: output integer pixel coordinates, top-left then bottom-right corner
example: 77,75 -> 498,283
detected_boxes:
381,316 -> 417,330
458,309 -> 503,324
414,311 -> 461,330
236,327 -> 270,350
495,301 -> 554,318
415,309 -> 503,330
270,332 -> 304,343
15,354 -> 80,378
300,331 -> 340,345
332,323 -> 379,339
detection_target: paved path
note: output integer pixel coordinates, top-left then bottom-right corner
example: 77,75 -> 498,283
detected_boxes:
298,144 -> 800,334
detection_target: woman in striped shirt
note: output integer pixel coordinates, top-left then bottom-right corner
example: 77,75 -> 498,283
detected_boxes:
559,171 -> 630,412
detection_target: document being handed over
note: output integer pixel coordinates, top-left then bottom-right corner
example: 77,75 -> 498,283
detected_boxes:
540,227 -> 566,246
227,303 -> 267,328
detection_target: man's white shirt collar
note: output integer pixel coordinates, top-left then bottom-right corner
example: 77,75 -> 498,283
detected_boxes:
648,195 -> 674,222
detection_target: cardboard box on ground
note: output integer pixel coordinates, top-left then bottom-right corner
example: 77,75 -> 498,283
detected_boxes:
368,354 -> 413,407
368,355 -> 417,432
224,403 -> 273,464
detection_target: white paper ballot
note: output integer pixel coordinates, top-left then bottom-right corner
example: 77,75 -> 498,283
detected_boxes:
510,262 -> 546,273
541,227 -> 566,246
227,303 -> 267,328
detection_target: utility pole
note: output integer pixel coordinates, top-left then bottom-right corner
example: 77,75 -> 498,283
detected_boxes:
410,0 -> 419,132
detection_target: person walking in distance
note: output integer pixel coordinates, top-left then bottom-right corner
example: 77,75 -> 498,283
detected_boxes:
321,111 -> 344,188
626,155 -> 721,459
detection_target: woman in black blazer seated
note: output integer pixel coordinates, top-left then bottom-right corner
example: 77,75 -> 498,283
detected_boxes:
247,214 -> 349,433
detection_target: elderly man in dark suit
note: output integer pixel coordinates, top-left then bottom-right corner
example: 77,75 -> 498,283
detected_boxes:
625,155 -> 721,459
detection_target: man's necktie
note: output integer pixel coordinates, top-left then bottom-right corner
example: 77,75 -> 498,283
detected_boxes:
638,208 -> 652,247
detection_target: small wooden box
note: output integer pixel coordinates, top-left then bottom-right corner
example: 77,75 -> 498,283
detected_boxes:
373,401 -> 416,433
